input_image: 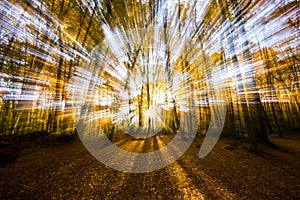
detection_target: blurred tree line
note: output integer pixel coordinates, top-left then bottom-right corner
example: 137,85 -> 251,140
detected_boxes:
0,0 -> 299,151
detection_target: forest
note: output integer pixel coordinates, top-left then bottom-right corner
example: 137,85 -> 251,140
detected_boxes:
0,0 -> 299,199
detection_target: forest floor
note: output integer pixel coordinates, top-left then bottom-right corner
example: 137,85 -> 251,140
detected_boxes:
0,131 -> 299,199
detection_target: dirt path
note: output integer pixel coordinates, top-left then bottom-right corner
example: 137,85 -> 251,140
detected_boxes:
0,134 -> 299,199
